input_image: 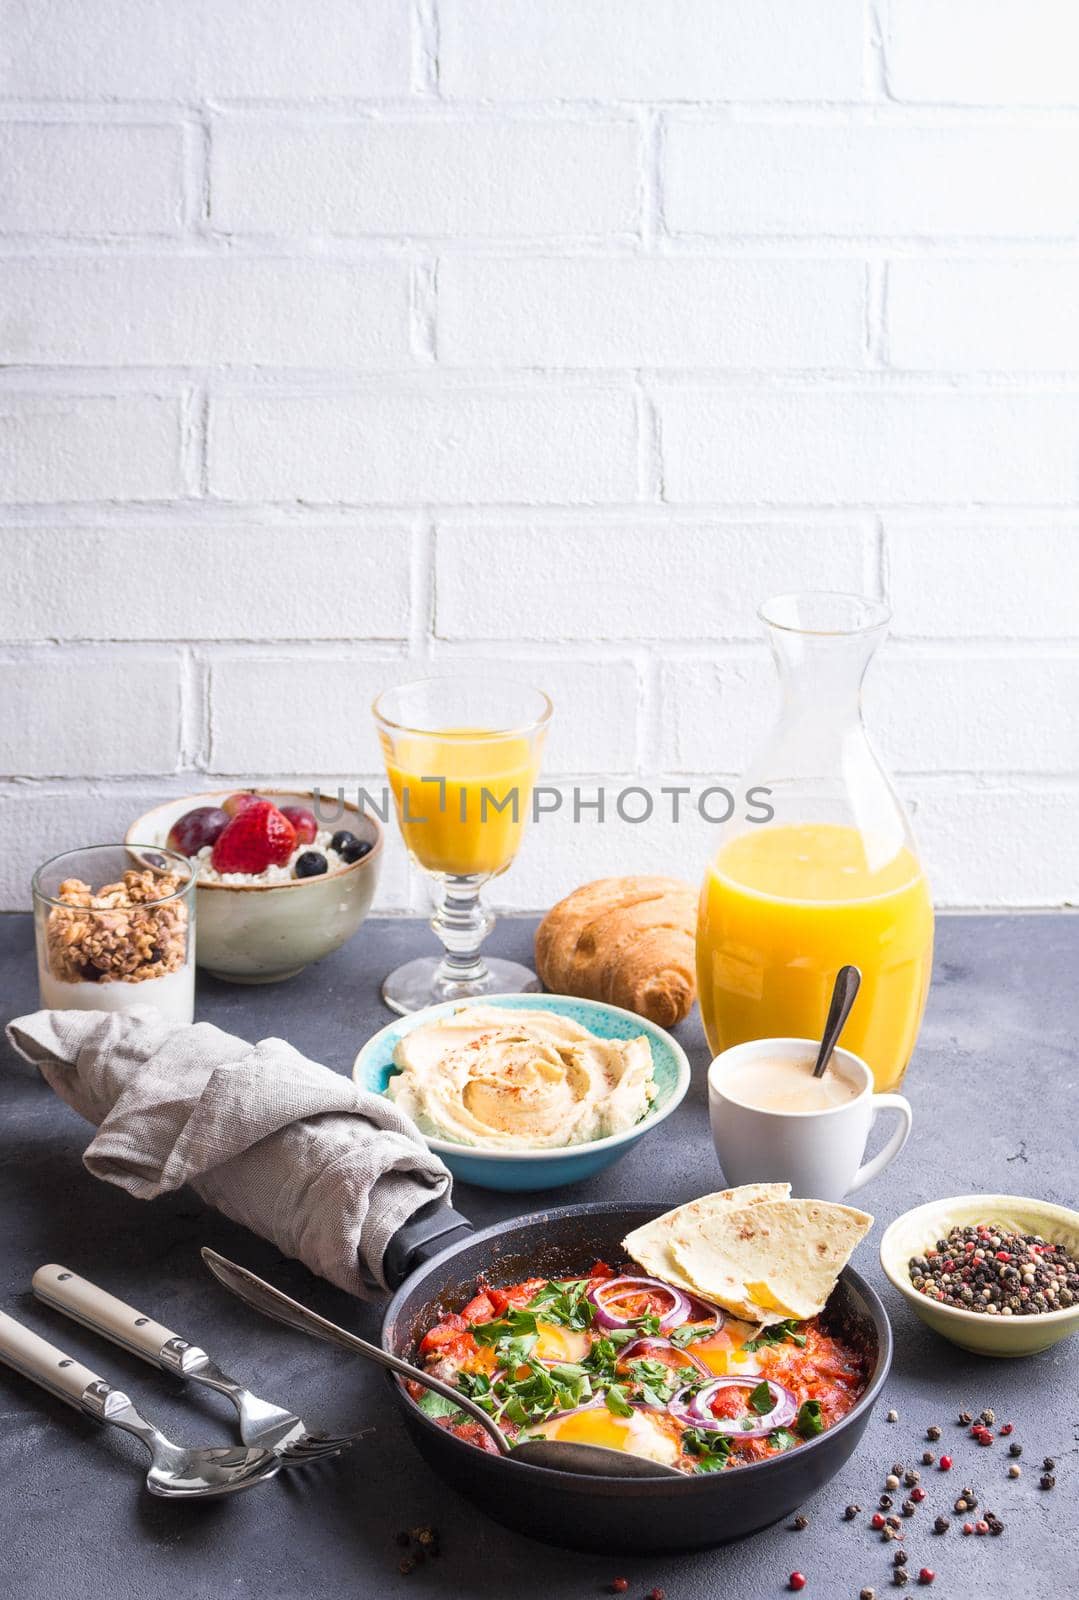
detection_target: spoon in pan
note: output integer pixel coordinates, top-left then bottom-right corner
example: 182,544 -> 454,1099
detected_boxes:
812,964 -> 862,1079
0,1309 -> 281,1498
201,1248 -> 681,1480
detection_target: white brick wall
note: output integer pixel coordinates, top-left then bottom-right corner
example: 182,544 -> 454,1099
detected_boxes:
211,117 -> 640,238
207,387 -> 639,505
664,121 -> 1079,238
2,1 -> 1078,913
0,259 -> 412,367
436,0 -> 866,102
0,123 -> 184,235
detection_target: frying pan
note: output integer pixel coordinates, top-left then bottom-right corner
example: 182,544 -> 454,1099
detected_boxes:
379,1198 -> 892,1554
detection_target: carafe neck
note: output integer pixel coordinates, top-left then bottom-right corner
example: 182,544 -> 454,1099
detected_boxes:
761,592 -> 890,731
769,628 -> 879,726
746,593 -> 910,858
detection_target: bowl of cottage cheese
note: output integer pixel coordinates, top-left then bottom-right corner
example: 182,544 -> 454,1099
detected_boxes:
127,789 -> 382,983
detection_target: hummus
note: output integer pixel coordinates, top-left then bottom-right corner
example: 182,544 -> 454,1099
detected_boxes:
387,1004 -> 656,1149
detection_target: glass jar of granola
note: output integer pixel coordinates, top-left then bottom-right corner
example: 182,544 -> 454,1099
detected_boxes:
32,845 -> 196,1024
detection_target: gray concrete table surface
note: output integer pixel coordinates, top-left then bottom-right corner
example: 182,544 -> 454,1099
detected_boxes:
1,912 -> 1075,1600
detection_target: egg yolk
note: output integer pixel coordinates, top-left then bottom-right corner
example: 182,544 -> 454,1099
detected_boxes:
536,1406 -> 681,1465
532,1322 -> 591,1364
689,1319 -> 761,1376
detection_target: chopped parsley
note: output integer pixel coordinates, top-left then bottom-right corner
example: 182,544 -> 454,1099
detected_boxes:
455,1370 -> 493,1401
471,1308 -> 538,1346
493,1360 -> 594,1426
580,1336 -> 614,1379
796,1399 -> 824,1438
416,1389 -> 464,1421
525,1279 -> 594,1331
670,1321 -> 715,1348
744,1319 -> 807,1351
622,1357 -> 699,1405
604,1384 -> 634,1418
682,1427 -> 732,1473
748,1380 -> 776,1415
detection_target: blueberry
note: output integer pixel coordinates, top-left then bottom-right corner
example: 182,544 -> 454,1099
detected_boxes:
331,830 -> 372,864
294,851 -> 328,879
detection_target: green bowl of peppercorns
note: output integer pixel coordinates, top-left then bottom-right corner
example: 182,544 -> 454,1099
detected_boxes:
880,1194 -> 1079,1357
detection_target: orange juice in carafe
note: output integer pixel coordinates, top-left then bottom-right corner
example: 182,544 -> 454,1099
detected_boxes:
697,822 -> 933,1092
696,592 -> 935,1093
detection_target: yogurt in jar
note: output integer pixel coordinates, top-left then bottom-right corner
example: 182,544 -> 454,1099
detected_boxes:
37,961 -> 195,1025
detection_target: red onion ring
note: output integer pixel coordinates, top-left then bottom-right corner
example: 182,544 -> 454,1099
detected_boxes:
669,1377 -> 798,1438
617,1335 -> 710,1377
586,1275 -> 692,1332
684,1296 -> 725,1333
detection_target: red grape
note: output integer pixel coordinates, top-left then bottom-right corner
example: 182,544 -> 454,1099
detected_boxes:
166,805 -> 229,856
279,805 -> 318,846
222,790 -> 262,818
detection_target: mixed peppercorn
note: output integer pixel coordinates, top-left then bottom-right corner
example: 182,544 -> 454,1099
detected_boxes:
817,1404 -> 1062,1594
394,1398 -> 1063,1595
908,1224 -> 1078,1315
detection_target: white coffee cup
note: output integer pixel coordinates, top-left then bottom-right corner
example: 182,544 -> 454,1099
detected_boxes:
707,1037 -> 913,1203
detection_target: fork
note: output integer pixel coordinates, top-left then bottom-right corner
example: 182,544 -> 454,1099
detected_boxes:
0,1309 -> 282,1498
33,1264 -> 357,1466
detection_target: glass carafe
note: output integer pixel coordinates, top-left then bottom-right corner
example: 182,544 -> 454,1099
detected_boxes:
696,592 -> 934,1092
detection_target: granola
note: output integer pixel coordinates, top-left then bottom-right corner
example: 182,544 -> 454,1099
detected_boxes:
45,868 -> 189,985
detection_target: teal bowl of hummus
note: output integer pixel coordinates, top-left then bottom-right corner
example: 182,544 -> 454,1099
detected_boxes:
352,993 -> 692,1191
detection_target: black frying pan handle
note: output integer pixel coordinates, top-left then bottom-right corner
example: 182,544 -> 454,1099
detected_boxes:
380,1200 -> 475,1290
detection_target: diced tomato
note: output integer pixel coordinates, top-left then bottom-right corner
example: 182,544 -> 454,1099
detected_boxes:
589,1260 -> 616,1279
419,1314 -> 475,1356
445,1417 -> 501,1455
486,1277 -> 547,1314
460,1291 -> 495,1323
709,1388 -> 748,1421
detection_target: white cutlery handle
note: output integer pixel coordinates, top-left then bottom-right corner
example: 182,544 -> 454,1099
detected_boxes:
0,1308 -> 111,1412
33,1264 -> 179,1367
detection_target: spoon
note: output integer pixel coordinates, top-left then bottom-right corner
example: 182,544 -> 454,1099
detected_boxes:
201,1248 -> 681,1480
812,964 -> 862,1078
0,1309 -> 281,1498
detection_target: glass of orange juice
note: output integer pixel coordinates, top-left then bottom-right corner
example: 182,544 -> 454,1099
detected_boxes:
696,593 -> 934,1093
373,676 -> 551,1013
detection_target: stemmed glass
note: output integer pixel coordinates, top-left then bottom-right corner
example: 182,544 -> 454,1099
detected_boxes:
373,676 -> 552,1014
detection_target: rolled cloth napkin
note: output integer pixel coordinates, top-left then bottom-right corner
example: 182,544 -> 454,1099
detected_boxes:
5,1006 -> 453,1298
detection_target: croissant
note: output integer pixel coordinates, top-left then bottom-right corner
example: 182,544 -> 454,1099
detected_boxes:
534,876 -> 697,1029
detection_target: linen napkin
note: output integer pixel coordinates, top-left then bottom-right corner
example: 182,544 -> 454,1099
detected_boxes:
5,1006 -> 453,1298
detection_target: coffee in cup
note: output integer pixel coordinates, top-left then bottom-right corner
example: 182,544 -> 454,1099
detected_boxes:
708,1037 -> 913,1203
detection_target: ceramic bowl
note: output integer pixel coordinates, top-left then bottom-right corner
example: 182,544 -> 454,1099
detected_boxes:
352,993 -> 691,1191
879,1193 -> 1079,1357
126,790 -> 382,984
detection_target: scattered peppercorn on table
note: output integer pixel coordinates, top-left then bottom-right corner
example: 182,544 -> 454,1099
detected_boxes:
0,912 -> 1075,1600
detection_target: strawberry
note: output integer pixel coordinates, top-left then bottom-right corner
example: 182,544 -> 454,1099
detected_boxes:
211,801 -> 296,875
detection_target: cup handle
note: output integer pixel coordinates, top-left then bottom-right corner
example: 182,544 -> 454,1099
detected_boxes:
848,1093 -> 913,1193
